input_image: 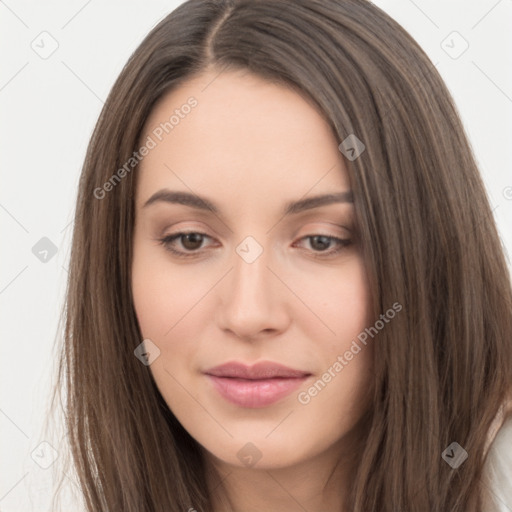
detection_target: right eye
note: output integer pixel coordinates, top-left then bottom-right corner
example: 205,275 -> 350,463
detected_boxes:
158,231 -> 216,258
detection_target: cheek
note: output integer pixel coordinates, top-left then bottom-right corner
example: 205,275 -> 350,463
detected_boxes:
131,243 -> 220,393
131,249 -> 203,410
131,243 -> 207,339
292,255 -> 371,351
291,257 -> 374,419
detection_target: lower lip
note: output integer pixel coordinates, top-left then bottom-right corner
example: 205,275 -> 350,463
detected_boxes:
206,375 -> 309,408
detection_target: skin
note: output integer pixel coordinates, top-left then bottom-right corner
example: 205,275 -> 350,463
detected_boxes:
131,67 -> 374,512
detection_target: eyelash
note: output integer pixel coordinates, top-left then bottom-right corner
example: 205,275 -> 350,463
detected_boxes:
157,231 -> 352,259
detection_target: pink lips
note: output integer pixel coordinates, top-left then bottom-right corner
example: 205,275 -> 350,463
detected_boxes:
205,361 -> 311,408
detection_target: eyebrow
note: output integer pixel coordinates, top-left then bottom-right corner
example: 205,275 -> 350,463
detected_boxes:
142,189 -> 353,215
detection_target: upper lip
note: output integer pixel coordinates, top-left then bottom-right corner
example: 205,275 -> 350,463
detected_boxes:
205,361 -> 311,380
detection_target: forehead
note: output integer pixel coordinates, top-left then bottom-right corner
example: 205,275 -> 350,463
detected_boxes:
136,69 -> 350,209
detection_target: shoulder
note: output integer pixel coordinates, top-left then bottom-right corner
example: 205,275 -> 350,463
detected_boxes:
482,403 -> 512,512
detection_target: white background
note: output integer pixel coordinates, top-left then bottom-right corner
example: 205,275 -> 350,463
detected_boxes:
1,0 -> 511,510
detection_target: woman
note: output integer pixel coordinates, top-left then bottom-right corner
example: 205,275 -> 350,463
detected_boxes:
54,0 -> 512,510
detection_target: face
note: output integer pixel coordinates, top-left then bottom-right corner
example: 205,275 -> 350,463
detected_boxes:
131,68 -> 374,471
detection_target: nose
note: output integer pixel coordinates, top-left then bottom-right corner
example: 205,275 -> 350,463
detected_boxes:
215,243 -> 291,341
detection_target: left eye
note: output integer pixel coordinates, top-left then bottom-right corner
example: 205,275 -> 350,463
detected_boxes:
293,234 -> 352,256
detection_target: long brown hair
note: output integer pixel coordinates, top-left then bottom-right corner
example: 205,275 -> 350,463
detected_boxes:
52,0 -> 512,510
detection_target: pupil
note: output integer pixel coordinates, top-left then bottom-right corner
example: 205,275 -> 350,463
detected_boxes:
182,233 -> 203,250
311,235 -> 330,251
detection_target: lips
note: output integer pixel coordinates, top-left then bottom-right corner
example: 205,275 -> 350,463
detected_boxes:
204,361 -> 311,408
